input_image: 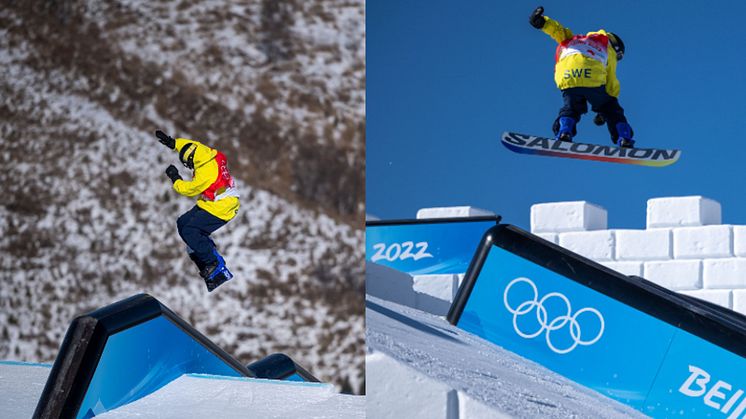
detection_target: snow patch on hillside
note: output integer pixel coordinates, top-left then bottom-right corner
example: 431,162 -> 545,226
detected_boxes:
0,2 -> 364,393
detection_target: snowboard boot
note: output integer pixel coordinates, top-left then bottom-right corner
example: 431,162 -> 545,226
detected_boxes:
202,251 -> 233,292
206,268 -> 234,292
189,252 -> 207,276
555,116 -> 576,142
199,264 -> 214,280
615,122 -> 635,149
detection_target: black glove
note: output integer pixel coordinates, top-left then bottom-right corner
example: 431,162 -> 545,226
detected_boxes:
156,130 -> 175,149
529,6 -> 545,29
593,113 -> 606,126
165,165 -> 182,183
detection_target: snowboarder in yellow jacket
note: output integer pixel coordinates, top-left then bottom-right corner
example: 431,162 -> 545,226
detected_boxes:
530,6 -> 635,148
156,130 -> 239,291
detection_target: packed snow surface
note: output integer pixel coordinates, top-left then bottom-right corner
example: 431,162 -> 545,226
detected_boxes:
365,296 -> 647,418
96,374 -> 364,419
0,361 -> 51,418
0,362 -> 363,418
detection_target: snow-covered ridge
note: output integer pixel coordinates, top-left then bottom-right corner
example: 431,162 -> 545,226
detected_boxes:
82,0 -> 365,217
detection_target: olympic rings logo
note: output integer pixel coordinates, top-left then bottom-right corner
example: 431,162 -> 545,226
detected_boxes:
503,277 -> 604,354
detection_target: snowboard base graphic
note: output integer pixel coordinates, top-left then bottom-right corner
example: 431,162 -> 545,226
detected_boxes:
501,132 -> 680,167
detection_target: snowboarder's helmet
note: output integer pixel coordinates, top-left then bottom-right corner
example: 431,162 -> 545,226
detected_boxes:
179,143 -> 197,169
608,32 -> 625,61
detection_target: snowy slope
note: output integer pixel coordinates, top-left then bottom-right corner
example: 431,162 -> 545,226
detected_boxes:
0,1 -> 364,393
366,296 -> 646,418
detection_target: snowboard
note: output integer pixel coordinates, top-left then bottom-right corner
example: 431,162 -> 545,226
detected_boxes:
501,132 -> 680,167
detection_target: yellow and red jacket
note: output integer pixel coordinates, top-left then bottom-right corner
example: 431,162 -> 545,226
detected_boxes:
173,138 -> 240,221
541,16 -> 620,97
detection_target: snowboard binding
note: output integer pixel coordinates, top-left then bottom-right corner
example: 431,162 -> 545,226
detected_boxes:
554,116 -> 576,142
201,251 -> 234,292
614,122 -> 635,149
205,268 -> 234,292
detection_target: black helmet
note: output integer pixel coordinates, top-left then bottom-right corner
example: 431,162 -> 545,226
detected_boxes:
179,143 -> 197,169
608,32 -> 625,61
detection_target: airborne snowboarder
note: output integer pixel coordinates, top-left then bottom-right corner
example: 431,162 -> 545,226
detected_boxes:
530,6 -> 635,148
156,130 -> 239,292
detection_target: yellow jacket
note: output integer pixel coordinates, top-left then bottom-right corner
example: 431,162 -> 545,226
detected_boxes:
542,16 -> 620,97
173,138 -> 240,221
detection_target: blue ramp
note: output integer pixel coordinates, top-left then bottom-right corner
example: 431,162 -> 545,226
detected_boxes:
448,224 -> 746,418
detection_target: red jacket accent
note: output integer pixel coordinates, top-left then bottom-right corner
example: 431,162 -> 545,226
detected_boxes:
554,33 -> 610,65
202,152 -> 235,201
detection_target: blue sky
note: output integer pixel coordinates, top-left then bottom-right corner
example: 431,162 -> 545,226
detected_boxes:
367,1 -> 746,230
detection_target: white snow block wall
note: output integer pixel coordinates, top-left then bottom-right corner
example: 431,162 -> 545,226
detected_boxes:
366,352 -> 507,419
412,274 -> 463,304
371,198 -> 746,317
366,352 -> 457,419
417,206 -> 495,219
532,196 -> 746,315
646,196 -> 721,228
531,201 -> 607,233
367,263 -> 454,316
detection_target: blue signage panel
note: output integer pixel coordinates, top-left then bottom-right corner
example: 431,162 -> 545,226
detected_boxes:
36,294 -> 319,418
77,315 -> 242,418
451,225 -> 746,416
457,247 -> 676,408
645,331 -> 746,418
285,373 -> 305,382
365,217 -> 499,275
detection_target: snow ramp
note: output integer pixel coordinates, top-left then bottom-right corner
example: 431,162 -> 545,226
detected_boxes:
32,294 -> 321,418
95,374 -> 363,419
447,224 -> 746,418
366,295 -> 643,418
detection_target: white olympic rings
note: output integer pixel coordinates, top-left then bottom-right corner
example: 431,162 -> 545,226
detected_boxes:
503,277 -> 604,354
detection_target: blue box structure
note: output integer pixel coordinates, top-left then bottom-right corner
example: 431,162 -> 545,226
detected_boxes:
34,294 -> 317,418
447,224 -> 746,418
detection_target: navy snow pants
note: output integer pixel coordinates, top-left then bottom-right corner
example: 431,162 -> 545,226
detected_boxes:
177,205 -> 227,272
553,86 -> 630,142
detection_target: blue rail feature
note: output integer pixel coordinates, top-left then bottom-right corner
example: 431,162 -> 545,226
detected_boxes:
34,294 -> 319,419
77,316 -> 242,418
449,225 -> 746,417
